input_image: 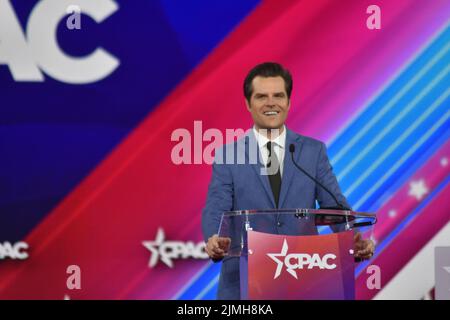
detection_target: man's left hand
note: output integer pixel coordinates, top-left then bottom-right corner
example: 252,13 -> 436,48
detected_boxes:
354,232 -> 375,261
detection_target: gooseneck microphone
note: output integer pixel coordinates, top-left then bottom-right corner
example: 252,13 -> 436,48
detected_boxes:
289,144 -> 349,210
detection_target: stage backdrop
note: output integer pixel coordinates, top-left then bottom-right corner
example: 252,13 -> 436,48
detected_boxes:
0,0 -> 449,299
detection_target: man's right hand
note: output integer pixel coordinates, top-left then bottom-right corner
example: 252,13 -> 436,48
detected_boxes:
205,235 -> 231,260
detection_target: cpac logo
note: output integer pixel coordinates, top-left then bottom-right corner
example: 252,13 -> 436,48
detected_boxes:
0,0 -> 120,84
268,239 -> 336,279
0,241 -> 29,260
142,228 -> 208,268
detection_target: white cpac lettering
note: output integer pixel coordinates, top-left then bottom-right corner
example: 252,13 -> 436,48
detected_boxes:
0,0 -> 120,84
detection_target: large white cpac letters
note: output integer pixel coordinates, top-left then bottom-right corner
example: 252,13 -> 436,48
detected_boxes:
0,0 -> 120,84
0,0 -> 44,81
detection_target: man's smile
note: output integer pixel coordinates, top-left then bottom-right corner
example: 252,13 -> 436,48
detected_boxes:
263,110 -> 280,116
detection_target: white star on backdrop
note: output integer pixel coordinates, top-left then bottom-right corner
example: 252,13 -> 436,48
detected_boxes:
388,210 -> 397,218
142,228 -> 170,268
408,179 -> 429,201
441,157 -> 448,167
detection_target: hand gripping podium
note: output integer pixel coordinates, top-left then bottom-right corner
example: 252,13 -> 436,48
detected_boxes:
218,209 -> 376,300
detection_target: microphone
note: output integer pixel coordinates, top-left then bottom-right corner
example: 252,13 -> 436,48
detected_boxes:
289,144 -> 349,211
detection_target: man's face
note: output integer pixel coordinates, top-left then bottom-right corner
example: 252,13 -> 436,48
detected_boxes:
246,76 -> 290,131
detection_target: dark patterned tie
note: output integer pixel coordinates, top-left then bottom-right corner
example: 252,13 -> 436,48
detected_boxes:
266,141 -> 282,208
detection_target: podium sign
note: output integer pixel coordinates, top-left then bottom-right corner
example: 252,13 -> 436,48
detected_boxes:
244,230 -> 355,300
218,209 -> 376,300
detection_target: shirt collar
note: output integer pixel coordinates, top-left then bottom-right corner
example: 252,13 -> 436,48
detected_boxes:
253,125 -> 286,149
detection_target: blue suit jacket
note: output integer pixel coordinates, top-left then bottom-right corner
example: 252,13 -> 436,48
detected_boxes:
202,128 -> 350,300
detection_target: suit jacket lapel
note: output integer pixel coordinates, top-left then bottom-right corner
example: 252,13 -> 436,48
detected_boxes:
278,128 -> 303,208
245,131 -> 276,208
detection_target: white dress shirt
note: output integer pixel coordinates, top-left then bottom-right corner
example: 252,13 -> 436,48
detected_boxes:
253,126 -> 286,177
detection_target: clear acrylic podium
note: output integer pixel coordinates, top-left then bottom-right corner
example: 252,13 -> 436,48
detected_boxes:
218,209 -> 377,300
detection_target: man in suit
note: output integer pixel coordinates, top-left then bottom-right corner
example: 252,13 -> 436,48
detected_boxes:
202,62 -> 374,300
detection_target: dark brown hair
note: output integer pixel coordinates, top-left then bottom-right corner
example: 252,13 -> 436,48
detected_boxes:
243,62 -> 293,102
